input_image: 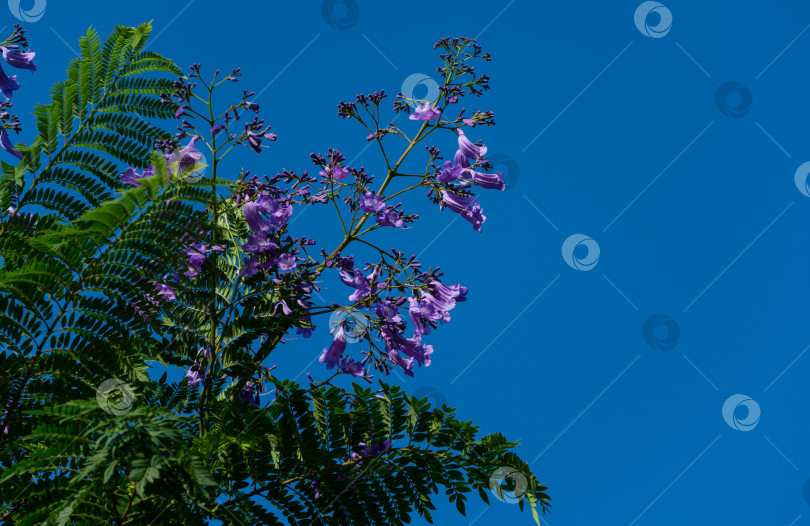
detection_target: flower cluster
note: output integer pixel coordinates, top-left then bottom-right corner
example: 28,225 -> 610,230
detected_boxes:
120,37 -> 496,403
435,129 -> 504,232
0,25 -> 35,161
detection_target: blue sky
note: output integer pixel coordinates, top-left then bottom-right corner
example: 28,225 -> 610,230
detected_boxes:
8,0 -> 810,524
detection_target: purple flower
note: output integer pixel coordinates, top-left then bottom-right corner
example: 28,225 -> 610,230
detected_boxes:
239,256 -> 260,278
339,268 -> 377,302
119,165 -> 155,187
238,382 -> 260,407
1,48 -> 36,72
243,196 -> 293,234
0,129 -> 21,160
470,169 -> 505,191
175,104 -> 188,118
320,165 -> 350,180
375,209 -> 404,229
276,253 -> 297,272
246,131 -> 263,153
340,357 -> 366,377
182,242 -> 208,277
242,201 -> 272,234
211,124 -> 226,135
353,438 -> 392,461
387,348 -> 415,376
429,279 -> 467,308
244,101 -> 259,112
409,279 -> 467,332
441,190 -> 486,232
274,299 -> 293,316
407,298 -> 430,340
320,326 -> 348,369
256,196 -> 293,228
359,191 -> 385,213
457,129 -> 487,160
166,137 -> 203,177
385,326 -> 433,366
296,315 -> 314,338
312,476 -> 321,500
0,65 -> 20,100
381,324 -> 433,374
374,300 -> 401,323
181,243 -> 223,278
242,232 -> 279,254
409,101 -> 442,121
186,361 -> 205,388
153,283 -> 176,301
437,150 -> 470,183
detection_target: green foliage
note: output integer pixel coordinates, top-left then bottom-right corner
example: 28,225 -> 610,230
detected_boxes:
1,381 -> 550,524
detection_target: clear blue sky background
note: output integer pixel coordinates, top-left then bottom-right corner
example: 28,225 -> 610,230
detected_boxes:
8,0 -> 810,524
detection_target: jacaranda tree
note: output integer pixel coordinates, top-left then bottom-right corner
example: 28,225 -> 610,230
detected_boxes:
0,22 -> 550,525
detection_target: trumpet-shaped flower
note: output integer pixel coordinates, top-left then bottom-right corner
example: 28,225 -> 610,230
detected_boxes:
457,129 -> 487,160
441,190 -> 486,232
0,129 -> 21,160
320,326 -> 348,369
0,66 -> 20,100
1,48 -> 36,71
340,357 -> 366,377
437,150 -> 470,183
